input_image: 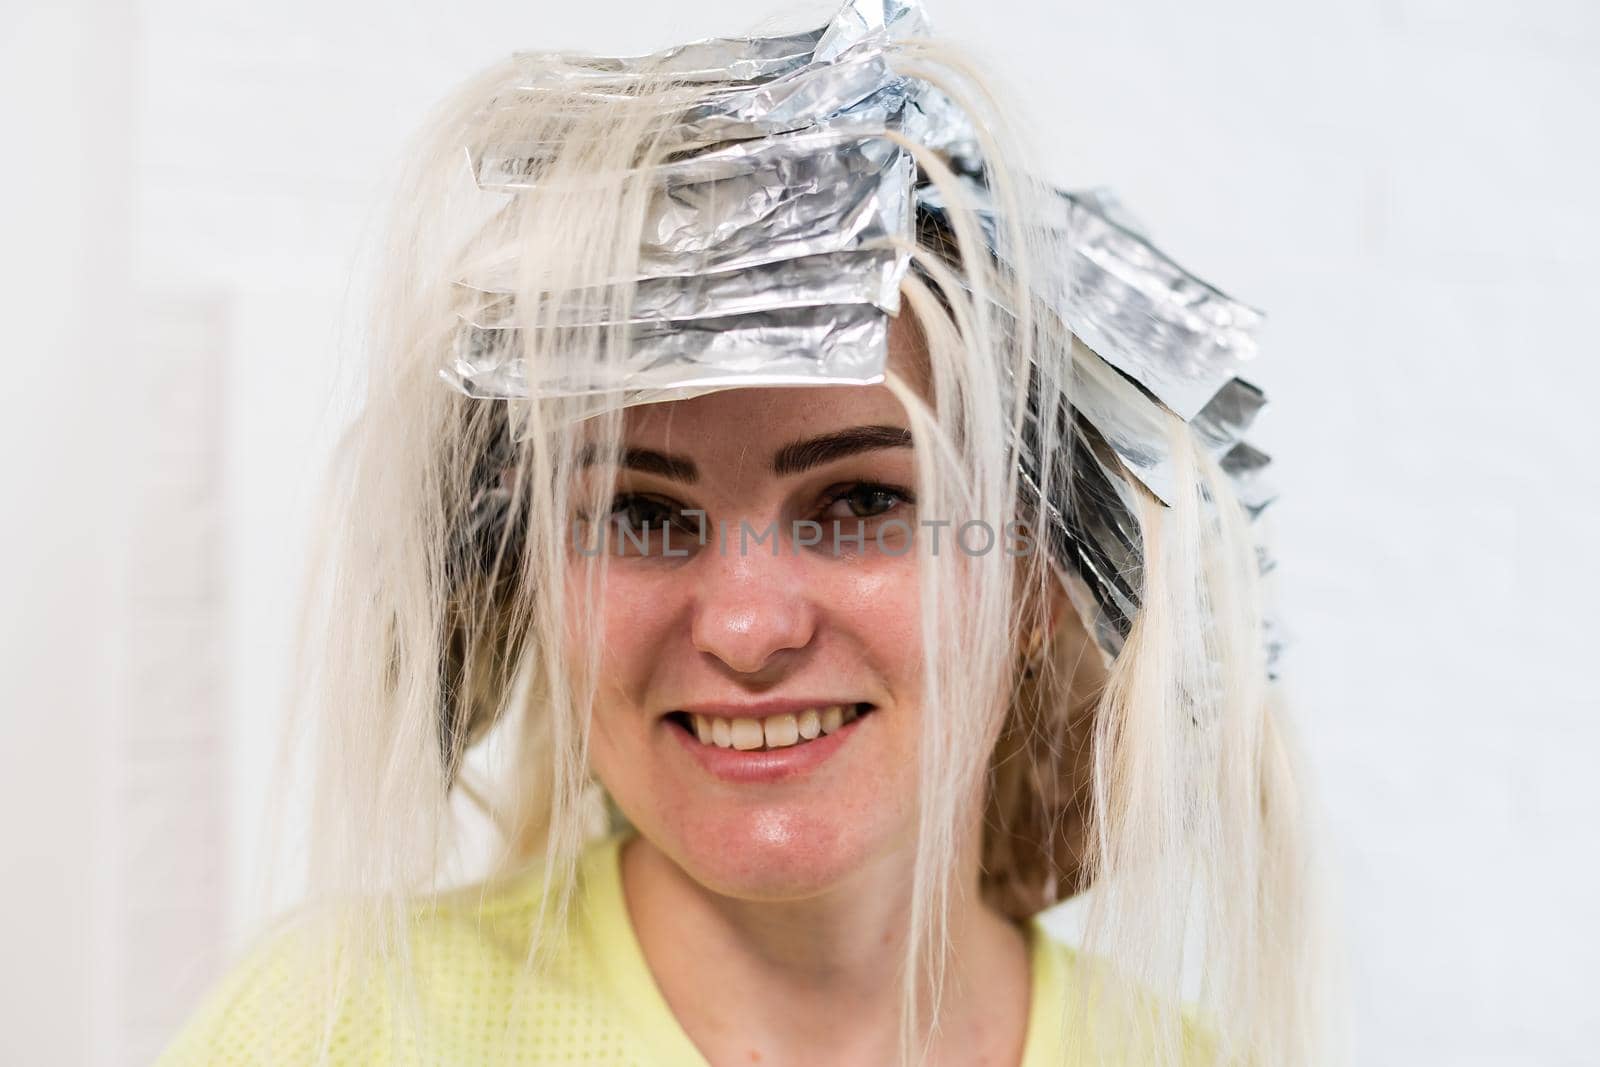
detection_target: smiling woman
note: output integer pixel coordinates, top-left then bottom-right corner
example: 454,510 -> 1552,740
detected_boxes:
584,327 -> 931,886
155,1 -> 1329,1065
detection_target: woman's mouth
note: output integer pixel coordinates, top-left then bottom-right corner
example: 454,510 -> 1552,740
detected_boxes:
666,703 -> 874,753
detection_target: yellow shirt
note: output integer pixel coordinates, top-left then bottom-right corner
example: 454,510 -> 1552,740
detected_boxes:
157,832 -> 1204,1066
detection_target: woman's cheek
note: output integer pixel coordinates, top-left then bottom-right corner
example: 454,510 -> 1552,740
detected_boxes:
581,547 -> 927,900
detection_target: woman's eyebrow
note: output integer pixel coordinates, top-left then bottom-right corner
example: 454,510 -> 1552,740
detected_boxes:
577,424 -> 912,484
578,443 -> 700,483
771,424 -> 913,477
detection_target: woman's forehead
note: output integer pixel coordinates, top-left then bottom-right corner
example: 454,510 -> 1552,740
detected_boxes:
621,374 -> 909,447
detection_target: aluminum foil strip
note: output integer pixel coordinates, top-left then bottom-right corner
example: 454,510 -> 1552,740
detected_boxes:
443,302 -> 889,399
1263,617 -> 1286,680
487,44 -> 975,181
813,0 -> 930,60
1041,420 -> 1279,638
507,31 -> 825,88
457,249 -> 907,329
499,0 -> 924,89
945,284 -> 1225,511
642,56 -> 907,147
472,0 -> 930,173
916,176 -> 1262,420
1191,377 -> 1267,457
1017,351 -> 1280,669
1040,439 -> 1285,676
1219,441 -> 1277,518
475,117 -> 911,192
1052,369 -> 1278,604
1016,400 -> 1150,673
482,54 -> 912,159
1064,191 -> 1263,421
1061,355 -> 1277,543
437,0 -> 1284,674
1067,335 -> 1181,505
1020,429 -> 1145,662
898,234 -> 1258,510
1017,364 -> 1145,651
1065,186 -> 1152,243
897,78 -> 984,177
468,135 -> 915,284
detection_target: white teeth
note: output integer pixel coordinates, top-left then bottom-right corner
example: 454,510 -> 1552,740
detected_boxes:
730,718 -> 764,750
763,713 -> 800,749
685,704 -> 867,751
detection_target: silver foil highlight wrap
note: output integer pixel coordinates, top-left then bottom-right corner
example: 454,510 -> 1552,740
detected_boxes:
1068,336 -> 1183,506
1192,377 -> 1267,457
1220,441 -> 1278,518
466,134 -> 915,282
457,249 -> 906,329
498,0 -> 924,88
487,53 -> 912,157
438,0 -> 1285,673
445,303 -> 889,400
917,176 -> 1264,421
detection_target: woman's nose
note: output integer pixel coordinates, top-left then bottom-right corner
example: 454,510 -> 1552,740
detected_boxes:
688,542 -> 817,677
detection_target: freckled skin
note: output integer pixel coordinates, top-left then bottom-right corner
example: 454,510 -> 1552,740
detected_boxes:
576,355 -> 927,901
569,316 -> 1038,1066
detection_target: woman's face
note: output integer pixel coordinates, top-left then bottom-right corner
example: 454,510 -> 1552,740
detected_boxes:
575,315 -> 931,900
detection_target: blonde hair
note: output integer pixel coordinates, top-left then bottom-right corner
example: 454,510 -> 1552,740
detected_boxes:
264,16 -> 1331,1067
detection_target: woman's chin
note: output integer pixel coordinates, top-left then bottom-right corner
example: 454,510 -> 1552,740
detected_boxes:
652,805 -> 897,902
609,708 -> 917,901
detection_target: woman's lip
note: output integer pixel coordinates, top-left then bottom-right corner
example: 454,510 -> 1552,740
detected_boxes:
665,711 -> 867,784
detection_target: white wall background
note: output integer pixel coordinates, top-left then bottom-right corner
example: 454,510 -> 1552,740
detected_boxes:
2,0 -> 1596,1064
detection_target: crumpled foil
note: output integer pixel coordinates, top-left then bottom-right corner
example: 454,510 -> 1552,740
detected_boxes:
448,303 -> 889,400
439,0 -> 1283,674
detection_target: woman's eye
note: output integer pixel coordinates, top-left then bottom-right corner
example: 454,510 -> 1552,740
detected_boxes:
611,494 -> 670,530
606,494 -> 701,555
821,483 -> 913,521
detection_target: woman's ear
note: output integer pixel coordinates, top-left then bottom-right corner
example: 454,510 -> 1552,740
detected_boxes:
1019,570 -> 1075,678
1040,567 -> 1070,643
1016,547 -> 1072,651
